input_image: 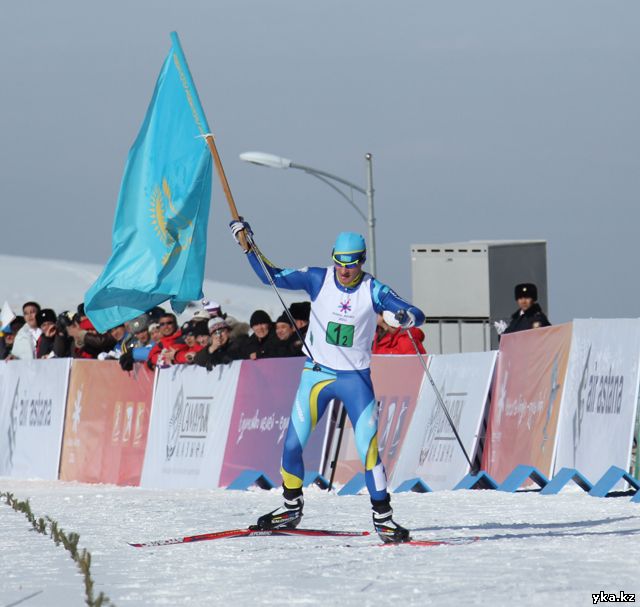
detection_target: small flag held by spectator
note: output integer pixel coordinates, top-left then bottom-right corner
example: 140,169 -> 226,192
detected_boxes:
1,301 -> 16,332
85,32 -> 213,333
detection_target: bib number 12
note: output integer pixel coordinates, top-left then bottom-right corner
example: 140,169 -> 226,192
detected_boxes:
326,322 -> 355,347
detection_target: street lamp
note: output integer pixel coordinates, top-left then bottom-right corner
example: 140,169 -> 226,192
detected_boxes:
239,151 -> 377,276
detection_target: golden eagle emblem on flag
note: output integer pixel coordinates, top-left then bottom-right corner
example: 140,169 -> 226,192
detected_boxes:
150,178 -> 193,265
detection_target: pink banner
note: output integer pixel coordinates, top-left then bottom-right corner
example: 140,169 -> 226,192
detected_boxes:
59,361 -> 154,486
482,324 -> 572,483
333,356 -> 425,484
219,358 -> 328,487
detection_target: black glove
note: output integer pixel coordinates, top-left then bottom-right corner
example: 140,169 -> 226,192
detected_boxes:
119,351 -> 134,372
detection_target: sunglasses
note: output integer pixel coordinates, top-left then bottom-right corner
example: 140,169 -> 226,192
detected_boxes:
332,255 -> 364,269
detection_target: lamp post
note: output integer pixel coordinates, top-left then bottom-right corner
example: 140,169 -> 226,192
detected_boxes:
239,151 -> 377,276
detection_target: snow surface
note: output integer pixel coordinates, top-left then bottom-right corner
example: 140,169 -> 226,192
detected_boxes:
2,480 -> 640,607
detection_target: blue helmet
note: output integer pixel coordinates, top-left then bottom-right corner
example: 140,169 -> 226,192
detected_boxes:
332,232 -> 366,267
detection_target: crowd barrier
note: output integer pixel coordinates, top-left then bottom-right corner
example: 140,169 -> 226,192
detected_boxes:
0,318 -> 639,500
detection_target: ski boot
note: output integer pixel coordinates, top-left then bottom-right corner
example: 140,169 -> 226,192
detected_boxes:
251,495 -> 304,530
371,498 -> 411,544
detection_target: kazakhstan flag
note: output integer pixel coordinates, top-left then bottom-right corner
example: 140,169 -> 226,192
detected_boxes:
85,32 -> 212,333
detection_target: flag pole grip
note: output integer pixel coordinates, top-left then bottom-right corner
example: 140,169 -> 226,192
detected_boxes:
205,134 -> 250,252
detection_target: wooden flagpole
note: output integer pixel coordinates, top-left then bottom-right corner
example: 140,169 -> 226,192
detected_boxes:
204,134 -> 250,252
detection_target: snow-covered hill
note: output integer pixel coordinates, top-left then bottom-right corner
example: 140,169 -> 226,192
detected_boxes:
0,254 -> 304,326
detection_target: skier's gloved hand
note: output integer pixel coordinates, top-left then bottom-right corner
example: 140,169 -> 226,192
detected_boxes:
229,217 -> 253,250
394,309 -> 416,329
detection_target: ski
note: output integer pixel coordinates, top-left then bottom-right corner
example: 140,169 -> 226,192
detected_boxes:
380,536 -> 480,547
129,527 -> 370,548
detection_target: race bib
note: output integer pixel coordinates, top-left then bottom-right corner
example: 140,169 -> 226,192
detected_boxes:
326,321 -> 354,347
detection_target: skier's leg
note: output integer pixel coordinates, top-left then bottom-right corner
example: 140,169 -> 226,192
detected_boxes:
280,365 -> 336,491
338,370 -> 388,501
254,364 -> 335,530
338,369 -> 410,543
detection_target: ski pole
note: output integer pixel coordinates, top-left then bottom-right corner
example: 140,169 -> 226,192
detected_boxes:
328,403 -> 347,492
205,132 -> 319,368
405,329 -> 479,475
247,240 -> 319,367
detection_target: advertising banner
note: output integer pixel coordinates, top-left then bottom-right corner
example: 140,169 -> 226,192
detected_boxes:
140,362 -> 240,489
0,359 -> 70,479
219,358 -> 326,487
482,324 -> 573,483
333,356 -> 425,485
555,319 -> 640,483
59,361 -> 154,485
390,351 -> 497,490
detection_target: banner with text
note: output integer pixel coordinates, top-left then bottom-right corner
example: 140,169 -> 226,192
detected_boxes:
0,359 -> 70,479
59,361 -> 154,485
390,351 -> 497,490
555,319 -> 640,483
140,362 -> 240,489
219,358 -> 323,487
333,356 -> 425,485
482,324 -> 573,483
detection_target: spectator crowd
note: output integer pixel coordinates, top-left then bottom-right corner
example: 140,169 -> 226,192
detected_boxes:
1,297 -> 426,369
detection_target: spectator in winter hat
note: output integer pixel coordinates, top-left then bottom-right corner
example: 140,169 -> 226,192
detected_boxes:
288,301 -> 311,333
11,301 -> 42,360
147,306 -> 166,322
202,299 -> 225,319
288,302 -> 311,354
207,316 -> 229,333
179,320 -> 199,349
119,315 -> 154,371
270,312 -> 304,358
129,314 -> 150,336
501,282 -> 551,336
175,321 -> 209,364
35,308 -> 57,359
148,322 -> 161,343
193,317 -> 244,369
242,309 -> 276,360
192,309 -> 212,322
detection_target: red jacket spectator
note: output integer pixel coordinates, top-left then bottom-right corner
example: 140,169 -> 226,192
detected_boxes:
175,342 -> 205,364
147,313 -> 187,368
147,330 -> 188,367
372,326 -> 426,355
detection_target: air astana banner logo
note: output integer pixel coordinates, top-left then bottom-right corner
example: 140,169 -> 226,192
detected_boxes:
572,345 -> 624,461
5,380 -> 20,472
166,385 -> 213,461
4,377 -> 54,472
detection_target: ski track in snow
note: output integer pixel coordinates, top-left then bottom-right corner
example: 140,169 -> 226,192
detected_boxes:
1,480 -> 639,606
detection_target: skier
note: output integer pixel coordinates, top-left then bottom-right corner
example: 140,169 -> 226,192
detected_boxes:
230,220 -> 425,543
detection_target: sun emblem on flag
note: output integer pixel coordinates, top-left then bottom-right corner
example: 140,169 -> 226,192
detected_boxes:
150,178 -> 193,265
338,298 -> 352,313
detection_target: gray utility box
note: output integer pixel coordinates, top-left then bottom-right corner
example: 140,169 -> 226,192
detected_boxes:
411,240 -> 548,354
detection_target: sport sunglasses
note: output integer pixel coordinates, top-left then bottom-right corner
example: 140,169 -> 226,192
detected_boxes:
332,251 -> 366,269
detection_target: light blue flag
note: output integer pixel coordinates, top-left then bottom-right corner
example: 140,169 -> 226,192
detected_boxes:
85,32 -> 212,333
